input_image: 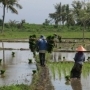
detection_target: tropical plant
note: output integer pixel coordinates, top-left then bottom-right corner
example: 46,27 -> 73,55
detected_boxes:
17,19 -> 25,29
72,1 -> 90,42
29,34 -> 37,57
43,19 -> 50,25
49,3 -> 62,26
0,0 -> 22,33
46,35 -> 55,53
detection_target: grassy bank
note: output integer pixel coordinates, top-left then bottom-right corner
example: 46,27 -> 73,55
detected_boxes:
0,31 -> 90,39
0,84 -> 30,90
0,24 -> 90,39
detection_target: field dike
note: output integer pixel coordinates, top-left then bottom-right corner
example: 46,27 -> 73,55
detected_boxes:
29,63 -> 54,90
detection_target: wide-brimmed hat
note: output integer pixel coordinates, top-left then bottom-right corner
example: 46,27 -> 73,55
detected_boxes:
76,45 -> 86,51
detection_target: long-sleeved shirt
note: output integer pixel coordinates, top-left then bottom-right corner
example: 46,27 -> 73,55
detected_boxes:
37,38 -> 47,53
74,52 -> 85,64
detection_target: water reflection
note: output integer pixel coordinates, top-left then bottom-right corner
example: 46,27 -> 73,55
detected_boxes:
0,42 -> 29,49
49,62 -> 90,90
71,79 -> 82,90
51,52 -> 90,62
0,50 -> 36,86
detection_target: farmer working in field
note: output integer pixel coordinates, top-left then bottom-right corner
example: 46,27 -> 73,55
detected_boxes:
70,45 -> 86,79
37,35 -> 47,67
53,33 -> 62,48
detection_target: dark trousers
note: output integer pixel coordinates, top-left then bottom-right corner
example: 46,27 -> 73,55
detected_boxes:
70,63 -> 82,78
39,53 -> 45,66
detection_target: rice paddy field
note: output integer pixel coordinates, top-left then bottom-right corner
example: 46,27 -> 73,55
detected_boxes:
48,62 -> 90,90
0,31 -> 90,90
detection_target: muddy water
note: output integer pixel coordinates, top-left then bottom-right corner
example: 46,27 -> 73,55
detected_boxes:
49,69 -> 90,90
0,41 -> 90,89
0,42 -> 37,86
49,52 -> 90,90
0,42 -> 29,49
51,52 -> 90,62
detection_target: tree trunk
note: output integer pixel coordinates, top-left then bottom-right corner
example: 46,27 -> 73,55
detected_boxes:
2,41 -> 5,65
83,23 -> 85,43
2,5 -> 6,33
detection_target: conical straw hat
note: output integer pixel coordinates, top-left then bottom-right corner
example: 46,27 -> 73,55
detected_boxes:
76,45 -> 86,51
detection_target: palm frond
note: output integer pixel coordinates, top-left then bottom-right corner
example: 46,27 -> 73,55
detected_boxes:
8,5 -> 18,14
14,3 -> 22,9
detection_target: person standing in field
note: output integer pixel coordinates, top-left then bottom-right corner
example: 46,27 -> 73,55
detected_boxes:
37,35 -> 47,66
53,33 -> 59,48
70,45 -> 86,79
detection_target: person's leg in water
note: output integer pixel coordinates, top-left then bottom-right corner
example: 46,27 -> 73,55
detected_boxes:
70,63 -> 82,79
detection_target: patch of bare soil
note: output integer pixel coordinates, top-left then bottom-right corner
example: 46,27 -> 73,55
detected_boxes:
34,65 -> 54,90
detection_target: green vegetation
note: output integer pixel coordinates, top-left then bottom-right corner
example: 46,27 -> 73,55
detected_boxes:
0,84 -> 29,90
0,59 -> 2,64
0,24 -> 90,39
0,1 -> 90,89
0,64 -> 40,90
0,70 -> 5,75
0,0 -> 22,33
28,59 -> 32,64
12,52 -> 15,57
48,62 -> 90,79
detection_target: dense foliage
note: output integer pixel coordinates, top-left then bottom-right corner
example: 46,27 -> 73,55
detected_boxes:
29,34 -> 37,57
29,34 -> 56,54
46,35 -> 55,53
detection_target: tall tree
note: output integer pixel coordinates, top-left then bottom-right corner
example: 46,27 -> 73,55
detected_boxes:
49,3 -> 62,26
54,2 -> 62,25
72,1 -> 82,25
0,0 -> 22,33
61,5 -> 66,25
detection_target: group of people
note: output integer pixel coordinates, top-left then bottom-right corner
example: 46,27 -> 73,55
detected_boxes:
31,34 -> 86,79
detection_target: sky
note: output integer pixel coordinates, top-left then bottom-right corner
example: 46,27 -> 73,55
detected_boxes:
0,0 -> 74,24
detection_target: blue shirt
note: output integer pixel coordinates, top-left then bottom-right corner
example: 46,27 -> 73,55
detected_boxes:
74,52 -> 85,64
37,38 -> 47,51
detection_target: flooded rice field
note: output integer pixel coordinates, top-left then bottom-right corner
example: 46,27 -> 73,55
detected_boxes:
0,41 -> 90,90
0,42 -> 36,86
0,42 -> 29,49
51,52 -> 90,62
49,62 -> 90,90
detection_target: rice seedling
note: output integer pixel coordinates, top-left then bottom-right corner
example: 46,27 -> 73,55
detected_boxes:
0,70 -> 5,75
87,57 -> 90,61
12,52 -> 15,57
0,59 -> 2,64
49,63 -> 56,80
28,59 -> 32,64
32,70 -> 37,74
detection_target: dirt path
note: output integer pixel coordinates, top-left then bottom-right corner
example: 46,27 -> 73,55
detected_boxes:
33,64 -> 54,90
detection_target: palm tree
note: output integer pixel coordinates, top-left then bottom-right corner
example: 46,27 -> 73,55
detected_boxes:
49,2 -> 62,26
54,2 -> 62,25
72,0 -> 82,25
0,0 -> 22,33
61,5 -> 66,25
